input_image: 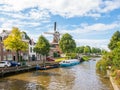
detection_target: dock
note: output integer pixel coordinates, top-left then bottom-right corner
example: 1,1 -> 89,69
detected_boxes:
0,65 -> 36,77
0,60 -> 59,77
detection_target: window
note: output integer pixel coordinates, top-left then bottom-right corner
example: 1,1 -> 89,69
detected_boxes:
22,33 -> 25,39
3,56 -> 6,60
30,47 -> 32,53
0,36 -> 2,41
3,47 -> 6,52
7,54 -> 12,60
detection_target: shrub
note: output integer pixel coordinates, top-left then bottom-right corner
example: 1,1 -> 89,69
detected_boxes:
65,53 -> 77,59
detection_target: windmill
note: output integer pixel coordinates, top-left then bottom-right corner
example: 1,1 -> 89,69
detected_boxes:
44,22 -> 61,44
44,22 -> 61,57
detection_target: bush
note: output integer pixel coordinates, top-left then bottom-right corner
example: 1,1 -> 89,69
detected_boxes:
96,59 -> 108,71
65,53 -> 77,59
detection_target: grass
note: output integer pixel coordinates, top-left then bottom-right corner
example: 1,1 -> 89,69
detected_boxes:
82,56 -> 90,61
55,57 -> 68,62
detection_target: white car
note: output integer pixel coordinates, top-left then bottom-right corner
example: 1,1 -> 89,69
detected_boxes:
0,61 -> 11,68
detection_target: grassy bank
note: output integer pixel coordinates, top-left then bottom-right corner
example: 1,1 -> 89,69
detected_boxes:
82,56 -> 90,61
55,55 -> 91,62
55,57 -> 67,62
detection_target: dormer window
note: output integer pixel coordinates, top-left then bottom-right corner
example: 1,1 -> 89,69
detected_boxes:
22,33 -> 25,39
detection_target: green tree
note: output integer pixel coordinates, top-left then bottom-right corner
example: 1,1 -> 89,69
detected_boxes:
33,35 -> 50,56
84,46 -> 91,54
59,33 -> 76,53
91,47 -> 97,53
3,27 -> 28,61
108,31 -> 120,50
75,46 -> 84,53
101,49 -> 107,55
111,42 -> 120,69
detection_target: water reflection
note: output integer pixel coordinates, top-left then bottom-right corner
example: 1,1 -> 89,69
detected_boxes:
0,79 -> 46,90
32,71 -> 61,76
0,58 -> 113,90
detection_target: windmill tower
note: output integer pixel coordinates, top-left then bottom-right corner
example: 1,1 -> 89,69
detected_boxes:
44,22 -> 61,57
44,22 -> 60,44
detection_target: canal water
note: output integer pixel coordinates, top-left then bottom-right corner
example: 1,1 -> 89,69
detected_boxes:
0,58 -> 113,90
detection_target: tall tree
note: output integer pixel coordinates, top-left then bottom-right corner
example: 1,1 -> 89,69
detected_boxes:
108,31 -> 120,50
75,46 -> 84,53
3,27 -> 28,61
84,46 -> 91,54
91,47 -> 97,53
33,35 -> 50,56
110,42 -> 120,69
59,33 -> 76,53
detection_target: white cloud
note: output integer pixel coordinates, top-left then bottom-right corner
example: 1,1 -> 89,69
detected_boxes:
28,9 -> 50,20
0,0 -> 120,18
0,9 -> 50,21
75,39 -> 109,50
0,0 -> 38,11
61,22 -> 120,34
99,0 -> 120,13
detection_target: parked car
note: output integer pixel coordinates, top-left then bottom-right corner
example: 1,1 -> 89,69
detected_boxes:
9,60 -> 21,67
46,57 -> 55,61
0,61 -> 11,68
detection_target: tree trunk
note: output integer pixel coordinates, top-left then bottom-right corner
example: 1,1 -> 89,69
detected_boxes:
16,50 -> 19,62
43,55 -> 46,67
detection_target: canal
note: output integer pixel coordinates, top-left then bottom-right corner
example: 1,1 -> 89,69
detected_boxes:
0,58 -> 113,90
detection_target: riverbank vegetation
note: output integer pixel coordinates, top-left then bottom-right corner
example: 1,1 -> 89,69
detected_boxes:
75,45 -> 106,56
96,31 -> 120,85
58,33 -> 102,62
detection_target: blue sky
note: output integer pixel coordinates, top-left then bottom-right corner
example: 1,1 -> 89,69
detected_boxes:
0,0 -> 120,50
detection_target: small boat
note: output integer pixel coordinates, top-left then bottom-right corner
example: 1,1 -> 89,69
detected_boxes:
36,64 -> 59,70
59,59 -> 80,67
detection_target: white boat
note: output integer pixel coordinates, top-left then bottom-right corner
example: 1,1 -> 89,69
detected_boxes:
59,59 -> 80,67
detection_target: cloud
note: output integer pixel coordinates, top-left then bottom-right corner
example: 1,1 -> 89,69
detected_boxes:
0,0 -> 120,18
99,0 -> 120,13
75,39 -> 109,50
61,22 -> 120,34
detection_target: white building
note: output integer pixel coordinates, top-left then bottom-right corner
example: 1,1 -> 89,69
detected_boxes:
29,39 -> 36,61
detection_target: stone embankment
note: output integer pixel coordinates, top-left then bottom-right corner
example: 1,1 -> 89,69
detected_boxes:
107,70 -> 120,90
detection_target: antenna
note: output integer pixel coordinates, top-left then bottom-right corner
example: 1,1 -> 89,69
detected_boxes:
54,22 -> 56,32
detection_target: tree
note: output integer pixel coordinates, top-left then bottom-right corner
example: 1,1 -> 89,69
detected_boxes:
3,27 -> 28,61
111,42 -> 120,69
84,46 -> 91,54
108,31 -> 120,50
101,49 -> 107,55
59,33 -> 76,53
33,35 -> 50,56
92,47 -> 101,54
75,46 -> 84,53
91,47 -> 97,54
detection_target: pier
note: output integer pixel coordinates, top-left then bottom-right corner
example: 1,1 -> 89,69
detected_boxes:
0,60 -> 59,77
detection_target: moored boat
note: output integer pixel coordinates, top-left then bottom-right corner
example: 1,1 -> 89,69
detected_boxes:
35,64 -> 60,70
59,59 -> 80,67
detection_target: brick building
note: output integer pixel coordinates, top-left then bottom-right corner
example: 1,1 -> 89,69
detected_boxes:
0,30 -> 30,61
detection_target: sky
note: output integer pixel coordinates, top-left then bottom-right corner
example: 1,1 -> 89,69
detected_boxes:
0,0 -> 120,50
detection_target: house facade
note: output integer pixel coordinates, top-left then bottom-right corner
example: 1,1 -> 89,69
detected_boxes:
29,39 -> 36,61
0,30 -> 30,61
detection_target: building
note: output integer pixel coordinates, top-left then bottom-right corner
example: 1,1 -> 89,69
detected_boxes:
0,30 -> 30,61
29,39 -> 36,61
44,22 -> 61,57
